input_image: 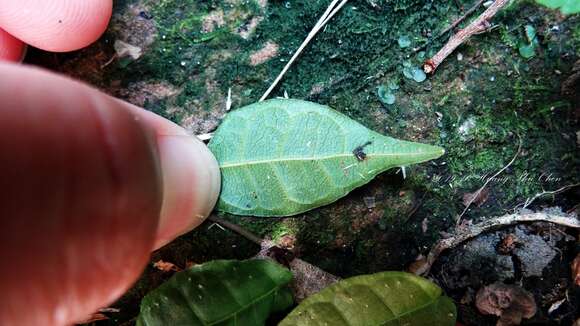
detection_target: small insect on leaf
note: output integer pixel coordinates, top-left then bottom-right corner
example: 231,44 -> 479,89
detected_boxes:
208,99 -> 444,217
353,141 -> 373,161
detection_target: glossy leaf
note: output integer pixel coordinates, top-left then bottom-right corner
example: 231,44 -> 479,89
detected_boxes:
535,0 -> 580,14
208,99 -> 444,216
136,260 -> 293,326
279,271 -> 456,326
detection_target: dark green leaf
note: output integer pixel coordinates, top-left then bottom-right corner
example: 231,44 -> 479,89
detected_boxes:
279,271 -> 456,326
136,260 -> 293,326
208,99 -> 444,216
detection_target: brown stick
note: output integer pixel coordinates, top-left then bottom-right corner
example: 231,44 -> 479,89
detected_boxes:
414,208 -> 580,276
424,0 -> 511,74
207,215 -> 262,244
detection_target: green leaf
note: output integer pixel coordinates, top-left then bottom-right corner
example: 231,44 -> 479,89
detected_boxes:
412,68 -> 427,83
397,35 -> 411,48
403,66 -> 426,83
279,271 -> 456,326
208,99 -> 444,216
518,25 -> 539,59
524,25 -> 537,43
518,44 -> 536,59
136,260 -> 293,326
535,0 -> 580,14
377,86 -> 396,105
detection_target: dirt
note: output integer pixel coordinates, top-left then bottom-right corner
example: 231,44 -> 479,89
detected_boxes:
24,0 -> 580,324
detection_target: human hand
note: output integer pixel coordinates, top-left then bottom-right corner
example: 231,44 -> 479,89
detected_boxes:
0,0 -> 112,61
0,1 -> 222,325
0,62 -> 221,325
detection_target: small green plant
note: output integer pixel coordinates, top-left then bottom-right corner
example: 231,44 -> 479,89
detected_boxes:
518,25 -> 540,59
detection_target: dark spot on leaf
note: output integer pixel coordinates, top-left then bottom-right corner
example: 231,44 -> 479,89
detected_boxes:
353,141 -> 372,161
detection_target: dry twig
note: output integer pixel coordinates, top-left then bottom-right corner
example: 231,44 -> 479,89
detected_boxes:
207,215 -> 262,244
414,208 -> 580,276
517,183 -> 580,210
424,0 -> 511,74
260,0 -> 349,101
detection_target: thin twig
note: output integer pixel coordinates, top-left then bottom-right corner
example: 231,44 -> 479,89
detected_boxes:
424,0 -> 511,74
195,2 -> 349,141
207,215 -> 262,244
259,0 -> 349,101
415,208 -> 580,276
518,183 -> 580,210
207,215 -> 341,302
456,137 -> 522,225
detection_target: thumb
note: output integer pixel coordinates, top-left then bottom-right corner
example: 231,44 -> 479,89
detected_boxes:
0,62 -> 220,326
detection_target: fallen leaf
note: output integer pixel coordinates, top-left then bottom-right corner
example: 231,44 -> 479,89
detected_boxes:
463,187 -> 490,207
153,260 -> 182,272
114,40 -> 142,60
476,282 -> 536,326
572,253 -> 580,286
497,234 -> 518,254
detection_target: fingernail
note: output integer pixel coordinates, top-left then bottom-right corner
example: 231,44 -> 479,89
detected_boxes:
154,135 -> 220,249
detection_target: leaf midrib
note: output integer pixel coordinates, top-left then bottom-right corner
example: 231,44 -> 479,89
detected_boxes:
205,280 -> 286,325
219,151 -> 439,168
378,296 -> 444,325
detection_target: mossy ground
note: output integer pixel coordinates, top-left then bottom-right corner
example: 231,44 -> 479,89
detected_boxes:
28,0 -> 579,324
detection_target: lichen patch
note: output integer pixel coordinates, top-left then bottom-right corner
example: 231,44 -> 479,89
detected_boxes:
249,42 -> 279,66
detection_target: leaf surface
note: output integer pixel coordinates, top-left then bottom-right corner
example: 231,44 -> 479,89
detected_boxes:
535,0 -> 580,14
136,259 -> 293,326
208,99 -> 444,216
279,271 -> 456,326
